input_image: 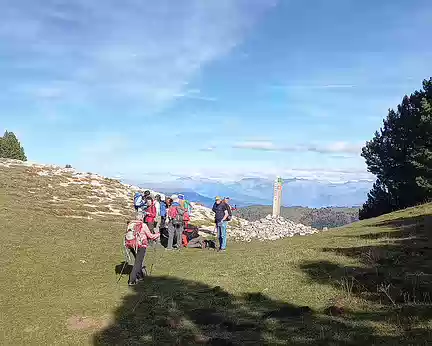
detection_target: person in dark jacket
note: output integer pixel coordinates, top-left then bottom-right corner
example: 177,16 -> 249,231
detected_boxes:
212,196 -> 229,251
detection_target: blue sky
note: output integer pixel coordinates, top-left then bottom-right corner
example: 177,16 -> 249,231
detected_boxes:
1,0 -> 431,182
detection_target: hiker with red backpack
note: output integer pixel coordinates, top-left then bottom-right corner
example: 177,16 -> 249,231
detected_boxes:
124,220 -> 160,286
166,194 -> 185,251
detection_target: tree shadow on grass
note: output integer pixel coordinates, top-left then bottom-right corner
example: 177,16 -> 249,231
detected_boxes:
92,275 -> 406,346
300,214 -> 432,344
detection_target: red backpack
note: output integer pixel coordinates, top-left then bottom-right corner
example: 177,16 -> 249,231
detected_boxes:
125,221 -> 145,251
168,205 -> 183,225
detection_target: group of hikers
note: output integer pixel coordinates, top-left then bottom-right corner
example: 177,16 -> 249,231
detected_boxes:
124,190 -> 234,286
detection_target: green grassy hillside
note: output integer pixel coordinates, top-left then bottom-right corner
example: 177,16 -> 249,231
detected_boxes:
1,163 -> 432,345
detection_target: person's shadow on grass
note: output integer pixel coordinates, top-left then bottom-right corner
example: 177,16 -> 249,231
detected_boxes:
93,275 -> 405,346
299,213 -> 432,345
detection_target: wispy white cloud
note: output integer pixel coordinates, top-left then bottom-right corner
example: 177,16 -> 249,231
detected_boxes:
0,0 -> 274,112
78,133 -> 129,156
199,146 -> 216,152
234,140 -> 276,151
272,84 -> 356,90
233,140 -> 363,155
174,89 -> 217,102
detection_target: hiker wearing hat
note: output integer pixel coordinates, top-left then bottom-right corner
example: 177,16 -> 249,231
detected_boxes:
212,196 -> 229,251
166,194 -> 185,250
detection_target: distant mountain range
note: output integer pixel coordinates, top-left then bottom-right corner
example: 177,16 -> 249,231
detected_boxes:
124,176 -> 373,208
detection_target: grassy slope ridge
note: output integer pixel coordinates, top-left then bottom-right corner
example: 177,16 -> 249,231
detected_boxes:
1,162 -> 432,345
237,205 -> 359,229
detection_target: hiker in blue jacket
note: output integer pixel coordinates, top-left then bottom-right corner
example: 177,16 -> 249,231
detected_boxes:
134,192 -> 148,220
212,196 -> 229,251
155,194 -> 167,231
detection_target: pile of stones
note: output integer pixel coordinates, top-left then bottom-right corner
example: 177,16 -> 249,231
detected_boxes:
229,214 -> 322,242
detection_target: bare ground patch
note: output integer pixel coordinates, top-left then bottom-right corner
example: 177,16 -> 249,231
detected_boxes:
66,315 -> 112,331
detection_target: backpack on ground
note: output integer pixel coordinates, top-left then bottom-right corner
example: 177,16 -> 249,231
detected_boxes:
168,205 -> 184,226
134,193 -> 144,208
182,233 -> 189,247
204,239 -> 216,250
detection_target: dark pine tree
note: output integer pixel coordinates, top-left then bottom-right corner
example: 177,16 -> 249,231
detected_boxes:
0,131 -> 27,161
360,78 -> 432,219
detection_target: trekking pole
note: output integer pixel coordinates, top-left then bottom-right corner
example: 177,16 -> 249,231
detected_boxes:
117,236 -> 133,284
117,261 -> 127,283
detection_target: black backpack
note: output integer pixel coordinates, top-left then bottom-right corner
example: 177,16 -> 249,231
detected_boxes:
204,240 -> 216,249
226,204 -> 233,221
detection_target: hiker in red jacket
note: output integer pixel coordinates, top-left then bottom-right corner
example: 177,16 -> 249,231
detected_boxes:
125,220 -> 160,286
144,197 -> 157,234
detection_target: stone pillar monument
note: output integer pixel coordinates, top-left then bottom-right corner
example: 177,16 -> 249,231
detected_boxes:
272,176 -> 283,217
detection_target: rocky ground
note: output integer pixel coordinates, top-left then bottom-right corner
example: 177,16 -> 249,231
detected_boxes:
229,215 -> 323,242
0,158 -> 328,241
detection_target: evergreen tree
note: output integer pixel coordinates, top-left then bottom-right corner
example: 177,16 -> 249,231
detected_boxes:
0,131 -> 27,161
360,78 -> 432,219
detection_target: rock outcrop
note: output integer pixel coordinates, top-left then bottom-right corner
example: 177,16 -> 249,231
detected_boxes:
228,214 -> 321,242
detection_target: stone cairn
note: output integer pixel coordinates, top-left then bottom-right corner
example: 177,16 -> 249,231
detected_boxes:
229,214 -> 323,242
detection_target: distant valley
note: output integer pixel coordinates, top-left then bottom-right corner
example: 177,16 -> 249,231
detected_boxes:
235,205 -> 359,230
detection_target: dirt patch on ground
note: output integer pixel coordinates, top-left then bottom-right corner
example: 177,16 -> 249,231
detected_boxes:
66,315 -> 112,331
